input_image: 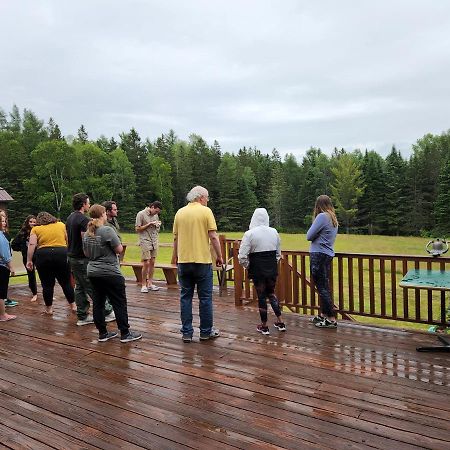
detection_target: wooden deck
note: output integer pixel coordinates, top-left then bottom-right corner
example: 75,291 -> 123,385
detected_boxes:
1,281 -> 449,450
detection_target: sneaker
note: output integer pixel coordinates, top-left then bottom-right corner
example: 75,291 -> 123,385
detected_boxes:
310,315 -> 323,324
149,284 -> 160,291
105,311 -> 116,322
98,331 -> 118,342
140,286 -> 149,293
182,334 -> 193,343
315,318 -> 337,328
274,322 -> 286,331
120,331 -> 142,343
257,325 -> 270,335
76,315 -> 94,326
5,299 -> 18,307
200,328 -> 220,341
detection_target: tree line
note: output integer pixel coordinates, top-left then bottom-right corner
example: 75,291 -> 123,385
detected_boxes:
1,105 -> 450,236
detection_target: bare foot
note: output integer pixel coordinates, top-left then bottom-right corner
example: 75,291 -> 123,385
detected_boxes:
31,294 -> 38,302
0,314 -> 16,322
69,303 -> 77,313
41,308 -> 53,316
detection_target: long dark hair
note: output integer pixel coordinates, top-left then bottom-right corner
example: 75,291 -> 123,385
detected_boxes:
18,215 -> 36,238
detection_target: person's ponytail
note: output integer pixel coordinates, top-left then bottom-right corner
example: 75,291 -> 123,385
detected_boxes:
87,204 -> 106,237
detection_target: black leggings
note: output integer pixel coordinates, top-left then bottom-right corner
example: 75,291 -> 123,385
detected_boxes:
0,265 -> 10,299
310,252 -> 335,317
253,276 -> 282,323
89,275 -> 130,336
35,247 -> 75,306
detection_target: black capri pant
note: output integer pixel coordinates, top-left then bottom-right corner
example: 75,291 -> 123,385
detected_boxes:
0,265 -> 10,299
35,247 -> 75,306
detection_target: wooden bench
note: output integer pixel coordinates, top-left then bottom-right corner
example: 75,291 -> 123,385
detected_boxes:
120,260 -> 233,293
120,261 -> 178,288
119,240 -> 233,294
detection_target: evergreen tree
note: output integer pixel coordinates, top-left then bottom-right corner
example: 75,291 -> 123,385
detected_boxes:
0,108 -> 7,130
238,166 -> 258,229
77,124 -> 89,143
217,154 -> 240,230
120,128 -> 151,208
283,154 -> 303,229
8,104 -> 21,133
172,141 -> 194,210
109,148 -> 137,227
268,161 -> 288,229
47,117 -> 63,140
148,155 -> 174,227
22,109 -> 47,154
331,152 -> 365,233
433,157 -> 450,236
357,150 -> 386,234
299,148 -> 332,226
385,146 -> 409,235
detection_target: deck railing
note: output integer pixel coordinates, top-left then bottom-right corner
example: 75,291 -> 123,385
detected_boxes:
223,239 -> 450,327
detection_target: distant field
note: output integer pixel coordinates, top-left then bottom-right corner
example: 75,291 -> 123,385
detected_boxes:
10,232 -> 431,286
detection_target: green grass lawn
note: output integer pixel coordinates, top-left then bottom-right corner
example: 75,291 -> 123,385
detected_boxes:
10,231 -> 431,286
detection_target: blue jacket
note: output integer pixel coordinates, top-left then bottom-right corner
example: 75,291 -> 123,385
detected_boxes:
0,231 -> 12,268
306,213 -> 338,257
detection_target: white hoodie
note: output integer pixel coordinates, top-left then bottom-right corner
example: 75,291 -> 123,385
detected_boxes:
238,208 -> 281,269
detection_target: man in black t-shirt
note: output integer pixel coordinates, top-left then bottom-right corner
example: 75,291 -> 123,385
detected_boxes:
66,193 -> 114,325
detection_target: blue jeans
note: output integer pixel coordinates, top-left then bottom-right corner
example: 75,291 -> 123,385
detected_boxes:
178,263 -> 213,337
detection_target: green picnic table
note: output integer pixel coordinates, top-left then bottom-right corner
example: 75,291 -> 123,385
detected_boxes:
399,269 -> 450,352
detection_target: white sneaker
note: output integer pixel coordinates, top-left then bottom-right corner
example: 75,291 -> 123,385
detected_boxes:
105,311 -> 116,322
141,286 -> 149,293
149,284 -> 160,291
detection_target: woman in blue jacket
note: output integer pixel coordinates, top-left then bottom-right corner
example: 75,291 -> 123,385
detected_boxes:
306,195 -> 338,328
0,211 -> 16,322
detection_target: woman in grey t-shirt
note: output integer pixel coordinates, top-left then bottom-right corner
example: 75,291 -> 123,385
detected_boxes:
83,204 -> 142,343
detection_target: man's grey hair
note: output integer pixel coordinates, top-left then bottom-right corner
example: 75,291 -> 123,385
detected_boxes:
186,185 -> 208,203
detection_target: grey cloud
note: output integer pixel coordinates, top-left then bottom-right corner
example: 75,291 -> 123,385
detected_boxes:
1,0 -> 450,160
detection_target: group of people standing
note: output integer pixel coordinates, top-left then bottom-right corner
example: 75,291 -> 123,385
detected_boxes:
0,186 -> 339,341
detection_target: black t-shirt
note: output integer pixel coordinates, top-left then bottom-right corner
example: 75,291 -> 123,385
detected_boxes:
66,211 -> 89,258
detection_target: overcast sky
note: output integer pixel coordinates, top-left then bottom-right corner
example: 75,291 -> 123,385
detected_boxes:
1,1 -> 450,159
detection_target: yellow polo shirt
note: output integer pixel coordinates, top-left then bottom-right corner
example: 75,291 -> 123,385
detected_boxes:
173,202 -> 217,263
31,222 -> 67,248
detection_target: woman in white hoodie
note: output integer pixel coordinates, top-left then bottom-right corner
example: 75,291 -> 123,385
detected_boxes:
238,208 -> 286,335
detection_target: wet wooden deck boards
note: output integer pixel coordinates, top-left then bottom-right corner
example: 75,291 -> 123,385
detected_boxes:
1,282 -> 449,449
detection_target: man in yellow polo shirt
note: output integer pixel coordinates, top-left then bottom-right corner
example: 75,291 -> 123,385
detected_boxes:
172,186 -> 223,343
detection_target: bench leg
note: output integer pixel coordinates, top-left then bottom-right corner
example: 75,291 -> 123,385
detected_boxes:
163,268 -> 178,288
132,266 -> 143,284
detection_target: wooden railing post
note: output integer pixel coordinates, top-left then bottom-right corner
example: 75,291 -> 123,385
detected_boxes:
233,240 -> 243,306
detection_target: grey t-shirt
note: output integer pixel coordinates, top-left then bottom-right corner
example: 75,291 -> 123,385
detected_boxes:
82,226 -> 122,277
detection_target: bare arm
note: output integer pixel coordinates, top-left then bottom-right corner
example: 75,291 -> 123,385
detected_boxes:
26,233 -> 37,270
208,230 -> 223,266
171,235 -> 178,264
113,243 -> 124,255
